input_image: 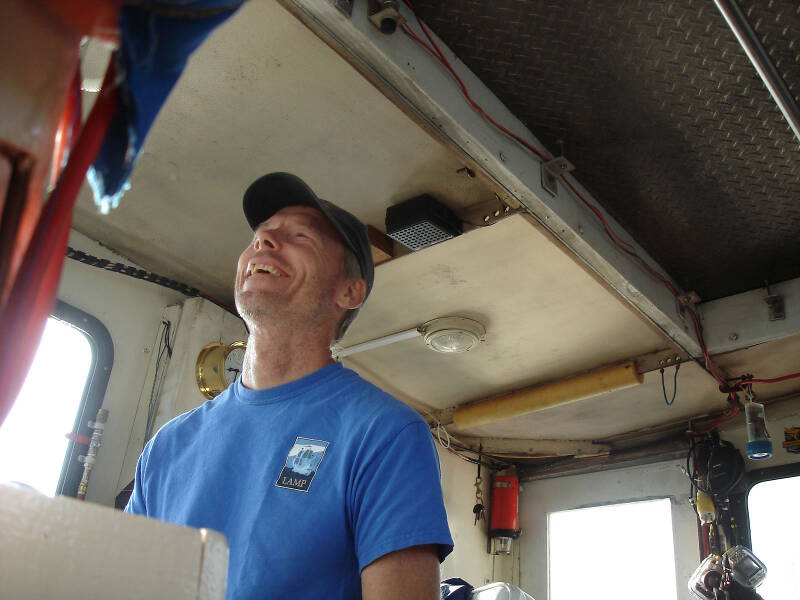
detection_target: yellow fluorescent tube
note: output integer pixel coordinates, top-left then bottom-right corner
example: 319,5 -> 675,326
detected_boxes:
452,361 -> 643,430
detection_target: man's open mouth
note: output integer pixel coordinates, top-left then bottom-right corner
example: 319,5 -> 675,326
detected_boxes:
247,263 -> 285,278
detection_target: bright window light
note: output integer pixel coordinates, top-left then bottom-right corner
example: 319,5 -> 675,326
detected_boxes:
748,476 -> 800,599
0,317 -> 93,495
549,498 -> 677,600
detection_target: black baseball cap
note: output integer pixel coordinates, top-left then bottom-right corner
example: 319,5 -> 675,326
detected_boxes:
242,172 -> 374,299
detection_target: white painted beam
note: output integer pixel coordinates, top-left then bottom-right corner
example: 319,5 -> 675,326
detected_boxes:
700,277 -> 800,355
280,0 -> 703,357
454,436 -> 611,458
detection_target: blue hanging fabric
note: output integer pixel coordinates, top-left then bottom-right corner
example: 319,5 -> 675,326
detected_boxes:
88,0 -> 243,212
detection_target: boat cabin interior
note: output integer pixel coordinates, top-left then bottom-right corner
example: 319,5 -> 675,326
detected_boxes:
1,1 -> 799,598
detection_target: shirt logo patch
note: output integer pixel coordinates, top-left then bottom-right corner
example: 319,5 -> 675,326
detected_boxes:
275,436 -> 330,492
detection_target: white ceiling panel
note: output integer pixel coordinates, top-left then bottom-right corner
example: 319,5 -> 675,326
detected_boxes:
72,0 -> 495,301
343,214 -> 670,410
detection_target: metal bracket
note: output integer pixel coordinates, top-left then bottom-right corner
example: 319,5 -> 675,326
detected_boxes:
541,166 -> 558,196
330,0 -> 353,17
542,156 -> 576,176
634,348 -> 690,374
541,156 -> 575,196
459,193 -> 522,227
765,293 -> 785,321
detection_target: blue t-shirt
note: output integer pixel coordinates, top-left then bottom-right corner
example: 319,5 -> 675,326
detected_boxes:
125,363 -> 453,599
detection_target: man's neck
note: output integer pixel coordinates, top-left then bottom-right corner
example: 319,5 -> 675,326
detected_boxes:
240,322 -> 335,390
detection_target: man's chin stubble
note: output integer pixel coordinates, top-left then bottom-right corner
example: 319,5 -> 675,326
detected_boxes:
235,291 -> 272,324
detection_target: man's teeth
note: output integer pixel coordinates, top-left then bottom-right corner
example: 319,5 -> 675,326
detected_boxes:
248,264 -> 282,277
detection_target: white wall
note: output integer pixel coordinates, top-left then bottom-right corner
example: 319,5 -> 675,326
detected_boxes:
149,297 -> 247,435
57,230 -> 186,506
438,446 -> 516,586
518,461 -> 698,600
115,297 -> 248,496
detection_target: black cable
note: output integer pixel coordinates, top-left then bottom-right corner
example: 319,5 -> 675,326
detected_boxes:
145,319 -> 173,446
687,437 -> 712,496
66,246 -> 200,296
435,432 -> 510,469
661,363 -> 680,406
162,319 -> 173,358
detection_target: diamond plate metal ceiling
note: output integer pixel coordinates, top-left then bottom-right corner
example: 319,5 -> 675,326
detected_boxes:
413,0 -> 800,301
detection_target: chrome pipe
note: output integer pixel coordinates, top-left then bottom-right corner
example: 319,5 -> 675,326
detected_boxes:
714,0 -> 800,143
76,408 -> 109,501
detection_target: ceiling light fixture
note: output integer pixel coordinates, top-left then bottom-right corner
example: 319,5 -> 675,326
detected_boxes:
422,317 -> 486,354
332,316 -> 486,359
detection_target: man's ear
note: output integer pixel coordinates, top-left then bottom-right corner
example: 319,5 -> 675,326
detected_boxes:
335,277 -> 367,311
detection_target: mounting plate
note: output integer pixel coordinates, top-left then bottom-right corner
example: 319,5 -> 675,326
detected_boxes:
330,0 -> 353,17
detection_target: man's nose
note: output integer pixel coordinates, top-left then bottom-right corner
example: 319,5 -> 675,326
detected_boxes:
254,229 -> 280,251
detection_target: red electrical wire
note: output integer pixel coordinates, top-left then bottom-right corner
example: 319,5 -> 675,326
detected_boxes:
399,6 -> 549,162
737,372 -> 800,385
701,523 -> 710,559
698,403 -> 741,435
399,4 -> 798,395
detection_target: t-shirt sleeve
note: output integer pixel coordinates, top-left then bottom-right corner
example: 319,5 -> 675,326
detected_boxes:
124,440 -> 152,515
350,419 -> 454,571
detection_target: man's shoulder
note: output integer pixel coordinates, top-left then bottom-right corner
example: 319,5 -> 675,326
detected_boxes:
335,368 -> 426,429
148,390 -> 227,447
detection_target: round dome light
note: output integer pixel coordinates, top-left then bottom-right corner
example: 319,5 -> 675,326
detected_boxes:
422,317 -> 486,354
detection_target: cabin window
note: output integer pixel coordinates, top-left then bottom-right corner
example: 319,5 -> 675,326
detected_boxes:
0,302 -> 112,497
747,475 -> 800,599
548,498 -> 678,600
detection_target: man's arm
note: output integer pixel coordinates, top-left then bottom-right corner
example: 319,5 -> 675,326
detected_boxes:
361,544 -> 440,600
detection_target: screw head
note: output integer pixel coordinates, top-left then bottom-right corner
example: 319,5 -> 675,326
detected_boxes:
499,152 -> 506,162
729,333 -> 739,342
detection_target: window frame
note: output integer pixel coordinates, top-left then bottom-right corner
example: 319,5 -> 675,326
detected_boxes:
51,300 -> 114,497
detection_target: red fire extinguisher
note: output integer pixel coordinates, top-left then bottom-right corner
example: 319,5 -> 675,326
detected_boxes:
489,473 -> 520,554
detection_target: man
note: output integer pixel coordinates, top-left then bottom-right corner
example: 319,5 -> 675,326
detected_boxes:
126,173 -> 453,599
